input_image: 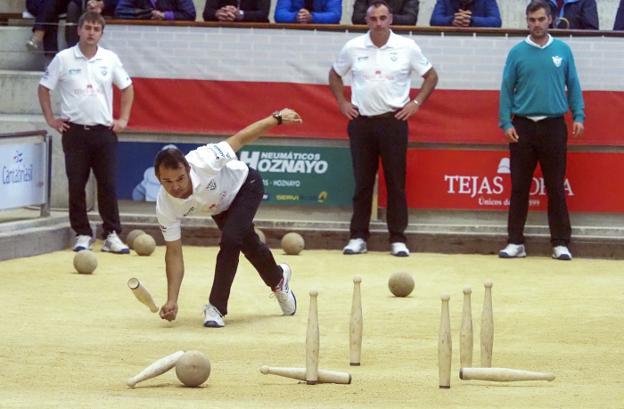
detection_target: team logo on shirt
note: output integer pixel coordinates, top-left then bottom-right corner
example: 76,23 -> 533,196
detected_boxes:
99,66 -> 108,76
552,56 -> 562,67
389,52 -> 398,62
206,180 -> 216,190
68,68 -> 81,75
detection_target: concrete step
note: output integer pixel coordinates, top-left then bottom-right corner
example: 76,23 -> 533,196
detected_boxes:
0,26 -> 46,71
0,70 -> 61,114
0,0 -> 26,14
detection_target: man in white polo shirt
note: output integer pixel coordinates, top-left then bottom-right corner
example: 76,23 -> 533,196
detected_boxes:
38,11 -> 134,254
329,0 -> 438,257
155,108 -> 302,328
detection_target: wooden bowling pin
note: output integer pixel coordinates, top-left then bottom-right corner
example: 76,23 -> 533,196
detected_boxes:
306,290 -> 319,385
460,367 -> 555,382
127,278 -> 158,313
127,350 -> 184,388
438,294 -> 452,389
260,366 -> 351,384
480,280 -> 494,367
460,286 -> 473,368
350,276 -> 363,366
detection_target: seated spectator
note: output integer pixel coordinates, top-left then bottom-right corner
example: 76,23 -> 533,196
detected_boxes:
429,0 -> 501,27
26,0 -> 116,59
352,0 -> 418,25
203,0 -> 269,22
116,0 -> 196,20
547,0 -> 598,30
614,0 -> 624,30
274,0 -> 341,24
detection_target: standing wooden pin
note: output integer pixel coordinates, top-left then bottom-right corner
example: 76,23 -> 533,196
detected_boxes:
350,276 -> 363,366
306,290 -> 320,385
438,294 -> 452,389
480,280 -> 494,367
460,286 -> 473,368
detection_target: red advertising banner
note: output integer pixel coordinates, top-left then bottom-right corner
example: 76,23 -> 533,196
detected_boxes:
378,149 -> 624,212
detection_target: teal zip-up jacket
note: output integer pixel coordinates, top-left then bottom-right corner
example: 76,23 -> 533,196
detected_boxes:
499,36 -> 585,131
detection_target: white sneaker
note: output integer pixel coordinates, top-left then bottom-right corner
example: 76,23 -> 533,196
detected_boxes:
343,238 -> 367,255
391,242 -> 410,257
498,243 -> 526,258
101,231 -> 130,254
273,264 -> 297,316
73,235 -> 93,252
552,245 -> 572,261
203,304 -> 224,328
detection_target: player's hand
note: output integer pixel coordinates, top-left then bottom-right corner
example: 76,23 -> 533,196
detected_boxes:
572,121 -> 584,138
395,100 -> 420,121
504,127 -> 520,143
112,118 -> 128,133
159,301 -> 178,321
339,101 -> 359,120
276,108 -> 303,124
48,117 -> 69,134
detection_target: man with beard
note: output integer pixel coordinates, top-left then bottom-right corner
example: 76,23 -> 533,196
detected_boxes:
498,0 -> 584,260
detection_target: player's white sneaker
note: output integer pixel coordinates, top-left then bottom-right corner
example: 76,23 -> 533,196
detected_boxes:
391,242 -> 410,257
498,243 -> 526,258
73,235 -> 93,252
273,264 -> 296,316
552,246 -> 572,261
343,238 -> 367,255
203,304 -> 224,328
101,231 -> 130,254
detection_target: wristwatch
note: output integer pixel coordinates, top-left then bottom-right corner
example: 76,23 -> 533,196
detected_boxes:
272,111 -> 283,125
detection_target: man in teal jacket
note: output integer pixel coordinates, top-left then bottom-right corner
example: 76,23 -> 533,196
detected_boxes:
498,0 -> 584,261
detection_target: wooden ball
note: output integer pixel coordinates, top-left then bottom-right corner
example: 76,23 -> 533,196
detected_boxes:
126,229 -> 146,250
73,250 -> 97,274
254,227 -> 266,244
134,234 -> 156,256
388,272 -> 414,297
175,351 -> 211,387
281,232 -> 304,255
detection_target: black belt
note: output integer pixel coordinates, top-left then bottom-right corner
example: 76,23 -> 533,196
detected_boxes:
68,122 -> 110,131
359,111 -> 398,120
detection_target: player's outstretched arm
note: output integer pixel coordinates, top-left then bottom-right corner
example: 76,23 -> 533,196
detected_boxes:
225,108 -> 302,152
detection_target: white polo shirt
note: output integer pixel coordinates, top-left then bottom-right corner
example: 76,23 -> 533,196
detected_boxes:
333,31 -> 433,116
156,141 -> 249,242
40,45 -> 132,126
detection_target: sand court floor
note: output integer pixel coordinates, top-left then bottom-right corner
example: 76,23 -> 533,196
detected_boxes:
1,245 -> 623,408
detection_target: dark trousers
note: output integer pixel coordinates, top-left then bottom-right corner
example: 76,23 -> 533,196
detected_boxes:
507,116 -> 571,246
61,123 -> 122,238
209,168 -> 282,315
348,114 -> 408,244
28,0 -> 82,55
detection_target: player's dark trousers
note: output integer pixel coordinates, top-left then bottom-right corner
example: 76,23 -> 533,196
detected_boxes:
348,114 -> 408,243
210,168 -> 282,315
507,116 -> 571,246
62,123 -> 122,238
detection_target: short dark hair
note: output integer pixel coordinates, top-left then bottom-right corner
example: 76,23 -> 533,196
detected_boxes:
78,11 -> 106,28
154,147 -> 190,177
526,0 -> 552,17
368,0 -> 393,14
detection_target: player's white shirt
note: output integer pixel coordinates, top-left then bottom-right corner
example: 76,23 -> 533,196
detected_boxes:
332,31 -> 432,116
39,45 -> 132,126
156,141 -> 249,242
